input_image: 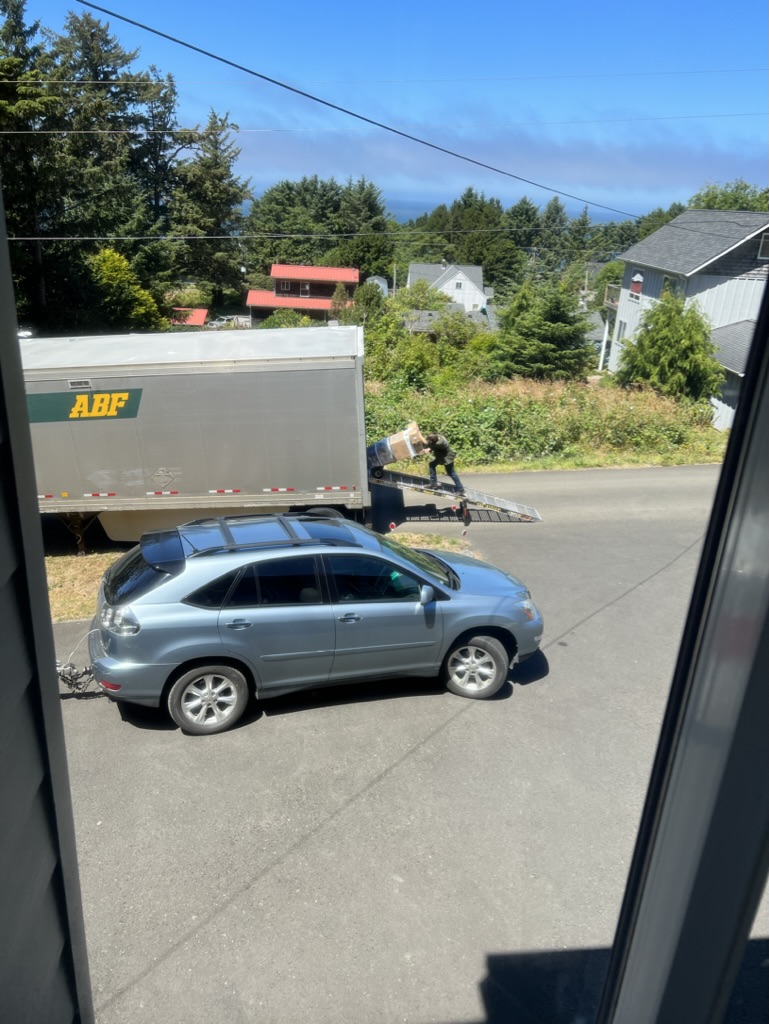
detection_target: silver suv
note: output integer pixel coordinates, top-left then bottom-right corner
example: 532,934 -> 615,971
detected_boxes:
90,514 -> 543,735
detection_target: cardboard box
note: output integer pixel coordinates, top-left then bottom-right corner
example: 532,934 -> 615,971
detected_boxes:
367,421 -> 427,468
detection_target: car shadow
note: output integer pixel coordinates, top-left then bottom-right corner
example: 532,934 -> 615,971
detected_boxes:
101,656 -> 549,733
511,650 -> 549,686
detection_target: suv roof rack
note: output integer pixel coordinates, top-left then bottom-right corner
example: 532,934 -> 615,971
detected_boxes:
178,513 -> 361,560
190,536 -> 362,558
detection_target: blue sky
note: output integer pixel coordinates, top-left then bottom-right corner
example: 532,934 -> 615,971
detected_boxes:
25,0 -> 769,222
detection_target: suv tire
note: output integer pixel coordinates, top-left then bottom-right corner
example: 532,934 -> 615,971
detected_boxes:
168,665 -> 249,735
442,635 -> 509,699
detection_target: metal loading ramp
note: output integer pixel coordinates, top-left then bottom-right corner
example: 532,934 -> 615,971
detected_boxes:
370,469 -> 542,524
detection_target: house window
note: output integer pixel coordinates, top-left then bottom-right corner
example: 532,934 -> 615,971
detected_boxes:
618,320 -> 628,340
758,234 -> 769,260
279,280 -> 291,291
628,271 -> 643,302
662,275 -> 680,295
300,283 -> 310,297
455,281 -> 463,289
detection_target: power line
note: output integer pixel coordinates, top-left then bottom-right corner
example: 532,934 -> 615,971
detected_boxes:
75,0 -> 642,220
3,111 -> 766,136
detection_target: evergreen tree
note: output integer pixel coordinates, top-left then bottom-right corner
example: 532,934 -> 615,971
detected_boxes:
324,177 -> 393,278
616,291 -> 724,403
168,110 -> 252,305
245,176 -> 344,270
636,202 -> 686,240
0,0 -> 60,318
492,282 -> 592,380
536,197 -> 570,274
504,196 -> 540,251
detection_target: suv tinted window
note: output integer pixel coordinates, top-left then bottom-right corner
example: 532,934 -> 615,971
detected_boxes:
104,547 -> 170,604
326,554 -> 421,602
184,570 -> 240,609
227,556 -> 320,607
300,520 -> 356,543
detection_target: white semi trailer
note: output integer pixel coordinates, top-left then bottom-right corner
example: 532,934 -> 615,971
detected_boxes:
21,325 -> 392,545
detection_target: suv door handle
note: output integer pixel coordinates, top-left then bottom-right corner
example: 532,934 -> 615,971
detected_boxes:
338,613 -> 361,623
225,619 -> 252,629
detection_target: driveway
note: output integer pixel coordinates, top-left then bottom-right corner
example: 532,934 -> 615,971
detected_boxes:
56,465 -> 740,1023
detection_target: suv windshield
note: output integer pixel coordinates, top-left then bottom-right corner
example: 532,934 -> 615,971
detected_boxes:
378,534 -> 452,586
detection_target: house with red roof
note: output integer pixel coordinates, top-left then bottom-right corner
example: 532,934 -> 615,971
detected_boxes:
246,265 -> 359,321
171,307 -> 209,328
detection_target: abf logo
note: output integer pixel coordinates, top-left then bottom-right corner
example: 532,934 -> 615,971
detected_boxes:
27,388 -> 143,423
69,392 -> 130,418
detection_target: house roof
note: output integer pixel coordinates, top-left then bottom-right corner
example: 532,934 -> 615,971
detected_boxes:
711,320 -> 756,376
408,262 -> 485,291
270,264 -> 359,283
407,304 -> 498,333
246,289 -> 333,311
618,210 -> 769,277
582,310 -> 606,343
171,307 -> 208,326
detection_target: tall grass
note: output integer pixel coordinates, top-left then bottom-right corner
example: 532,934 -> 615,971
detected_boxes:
365,378 -> 727,469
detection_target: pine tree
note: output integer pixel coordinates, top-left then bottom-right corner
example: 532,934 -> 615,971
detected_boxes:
616,291 -> 724,402
492,282 -> 593,380
168,110 -> 252,305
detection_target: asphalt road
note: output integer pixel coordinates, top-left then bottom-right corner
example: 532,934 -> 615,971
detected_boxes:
54,464 -> 745,1024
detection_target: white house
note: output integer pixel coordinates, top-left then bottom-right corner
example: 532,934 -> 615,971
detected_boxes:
607,210 -> 768,429
406,262 -> 493,313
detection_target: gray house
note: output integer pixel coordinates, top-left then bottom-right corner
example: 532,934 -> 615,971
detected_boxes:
407,262 -> 494,312
607,210 -> 769,429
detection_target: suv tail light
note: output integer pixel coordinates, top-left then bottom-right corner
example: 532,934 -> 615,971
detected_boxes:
100,605 -> 141,635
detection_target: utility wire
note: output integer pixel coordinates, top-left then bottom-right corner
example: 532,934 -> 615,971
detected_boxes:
75,0 -> 641,220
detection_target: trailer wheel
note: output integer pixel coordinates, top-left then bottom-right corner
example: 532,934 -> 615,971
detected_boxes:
167,665 -> 249,735
442,635 -> 508,699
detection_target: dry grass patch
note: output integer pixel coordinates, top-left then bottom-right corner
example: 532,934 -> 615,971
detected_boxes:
45,552 -> 117,622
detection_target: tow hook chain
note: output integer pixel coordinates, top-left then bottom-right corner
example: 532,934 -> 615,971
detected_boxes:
56,661 -> 95,693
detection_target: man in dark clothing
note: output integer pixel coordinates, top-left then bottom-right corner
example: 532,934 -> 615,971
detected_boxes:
425,432 -> 464,494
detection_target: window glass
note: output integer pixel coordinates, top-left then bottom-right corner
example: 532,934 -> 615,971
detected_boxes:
378,534 -> 451,586
104,547 -> 170,604
227,556 -> 320,607
301,519 -> 356,543
184,570 -> 240,609
327,554 -> 421,602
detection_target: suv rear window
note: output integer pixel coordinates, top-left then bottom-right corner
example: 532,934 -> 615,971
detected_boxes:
104,547 -> 170,605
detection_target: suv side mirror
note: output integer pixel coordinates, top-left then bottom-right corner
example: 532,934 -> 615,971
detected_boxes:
419,585 -> 434,606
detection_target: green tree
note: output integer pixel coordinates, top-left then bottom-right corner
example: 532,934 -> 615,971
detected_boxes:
504,196 -> 540,251
688,178 -> 768,212
322,177 -> 393,278
636,202 -> 686,240
345,280 -> 384,324
492,282 -> 592,380
0,0 -> 61,318
258,309 -> 313,329
245,175 -> 392,279
392,278 -> 449,313
616,291 -> 724,403
168,110 -> 252,305
85,247 -> 165,331
566,205 -> 595,262
535,197 -> 569,274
